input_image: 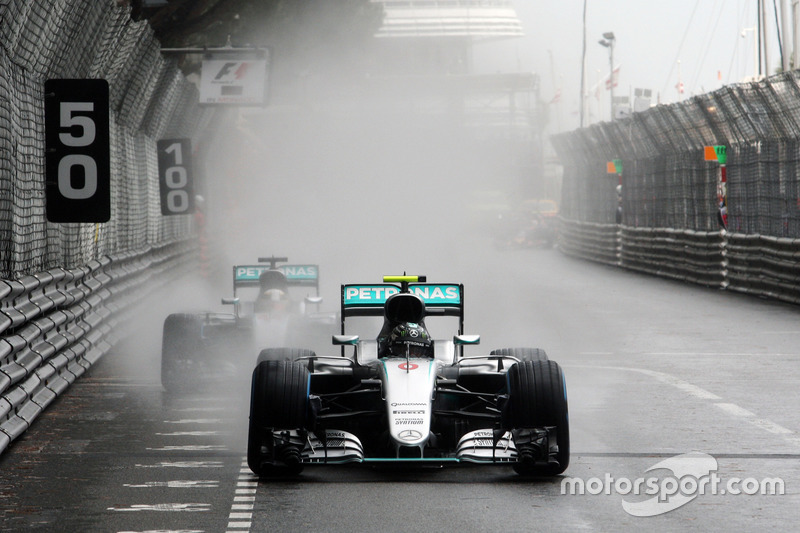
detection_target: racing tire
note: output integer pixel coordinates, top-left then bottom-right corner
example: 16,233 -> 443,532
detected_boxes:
490,347 -> 549,362
503,360 -> 569,476
256,347 -> 316,365
161,313 -> 205,393
247,359 -> 311,476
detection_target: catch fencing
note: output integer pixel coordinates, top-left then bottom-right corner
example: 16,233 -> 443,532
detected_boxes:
1,0 -> 209,278
0,0 -> 214,452
552,70 -> 800,305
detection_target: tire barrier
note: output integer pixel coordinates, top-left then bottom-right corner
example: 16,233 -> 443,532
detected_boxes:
557,218 -> 621,267
620,227 -> 727,288
558,218 -> 800,304
0,240 -> 196,454
726,233 -> 800,305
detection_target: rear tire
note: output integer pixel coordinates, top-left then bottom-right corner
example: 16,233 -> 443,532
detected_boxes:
490,347 -> 549,362
161,313 -> 204,393
247,360 -> 311,476
504,360 -> 569,476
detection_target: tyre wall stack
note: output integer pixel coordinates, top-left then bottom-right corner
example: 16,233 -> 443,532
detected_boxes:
0,241 -> 197,453
557,219 -> 800,304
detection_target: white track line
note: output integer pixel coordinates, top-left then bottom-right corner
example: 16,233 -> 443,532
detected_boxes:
225,459 -> 257,533
567,364 -> 798,446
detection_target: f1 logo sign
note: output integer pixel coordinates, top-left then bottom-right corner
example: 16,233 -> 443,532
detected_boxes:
157,139 -> 195,215
214,62 -> 237,79
45,79 -> 110,223
214,62 -> 251,80
199,57 -> 269,105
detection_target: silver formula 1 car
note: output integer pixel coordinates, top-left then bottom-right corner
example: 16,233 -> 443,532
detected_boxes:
247,275 -> 569,477
161,256 -> 335,392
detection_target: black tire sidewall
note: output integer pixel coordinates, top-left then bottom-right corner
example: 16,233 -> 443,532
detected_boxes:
503,360 -> 570,474
256,347 -> 316,364
161,313 -> 204,390
490,347 -> 549,361
248,359 -> 311,474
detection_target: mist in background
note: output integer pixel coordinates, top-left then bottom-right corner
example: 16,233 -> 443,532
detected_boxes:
160,0 -> 781,351
194,0 -> 781,298
199,37 -> 529,304
476,0 -> 781,131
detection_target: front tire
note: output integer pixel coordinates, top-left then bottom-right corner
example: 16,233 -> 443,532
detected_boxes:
503,360 -> 569,476
247,360 -> 311,476
490,347 -> 549,362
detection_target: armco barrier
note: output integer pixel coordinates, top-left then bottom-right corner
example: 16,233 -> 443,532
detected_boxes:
559,218 -> 800,304
726,233 -> 800,305
558,218 -> 620,267
620,227 -> 727,288
0,240 -> 196,454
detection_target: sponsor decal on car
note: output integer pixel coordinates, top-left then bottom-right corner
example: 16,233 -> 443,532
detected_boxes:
409,285 -> 461,305
234,264 -> 318,282
280,265 -> 318,280
398,363 -> 419,370
343,284 -> 461,306
395,419 -> 424,425
398,430 -> 423,441
235,265 -> 269,281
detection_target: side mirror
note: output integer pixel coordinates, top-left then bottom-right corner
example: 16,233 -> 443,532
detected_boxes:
333,335 -> 359,346
454,334 -> 480,345
222,297 -> 240,306
305,296 -> 323,305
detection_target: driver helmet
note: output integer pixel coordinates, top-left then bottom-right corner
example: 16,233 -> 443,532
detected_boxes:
388,322 -> 433,358
261,288 -> 287,302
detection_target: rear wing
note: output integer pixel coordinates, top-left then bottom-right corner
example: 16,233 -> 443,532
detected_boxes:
232,264 -> 320,295
340,282 -> 464,334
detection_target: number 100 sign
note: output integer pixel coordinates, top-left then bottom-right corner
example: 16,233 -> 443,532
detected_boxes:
157,139 -> 195,215
45,79 -> 110,223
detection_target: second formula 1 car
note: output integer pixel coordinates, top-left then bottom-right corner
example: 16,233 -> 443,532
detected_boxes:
161,256 -> 335,392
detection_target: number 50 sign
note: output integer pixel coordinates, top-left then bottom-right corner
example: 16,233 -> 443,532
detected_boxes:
157,139 -> 195,215
45,79 -> 110,223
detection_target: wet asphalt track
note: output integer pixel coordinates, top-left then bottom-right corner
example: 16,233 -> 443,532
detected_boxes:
1,248 -> 799,532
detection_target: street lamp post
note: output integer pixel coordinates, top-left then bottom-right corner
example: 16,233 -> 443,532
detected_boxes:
599,31 -> 615,120
741,27 -> 758,79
